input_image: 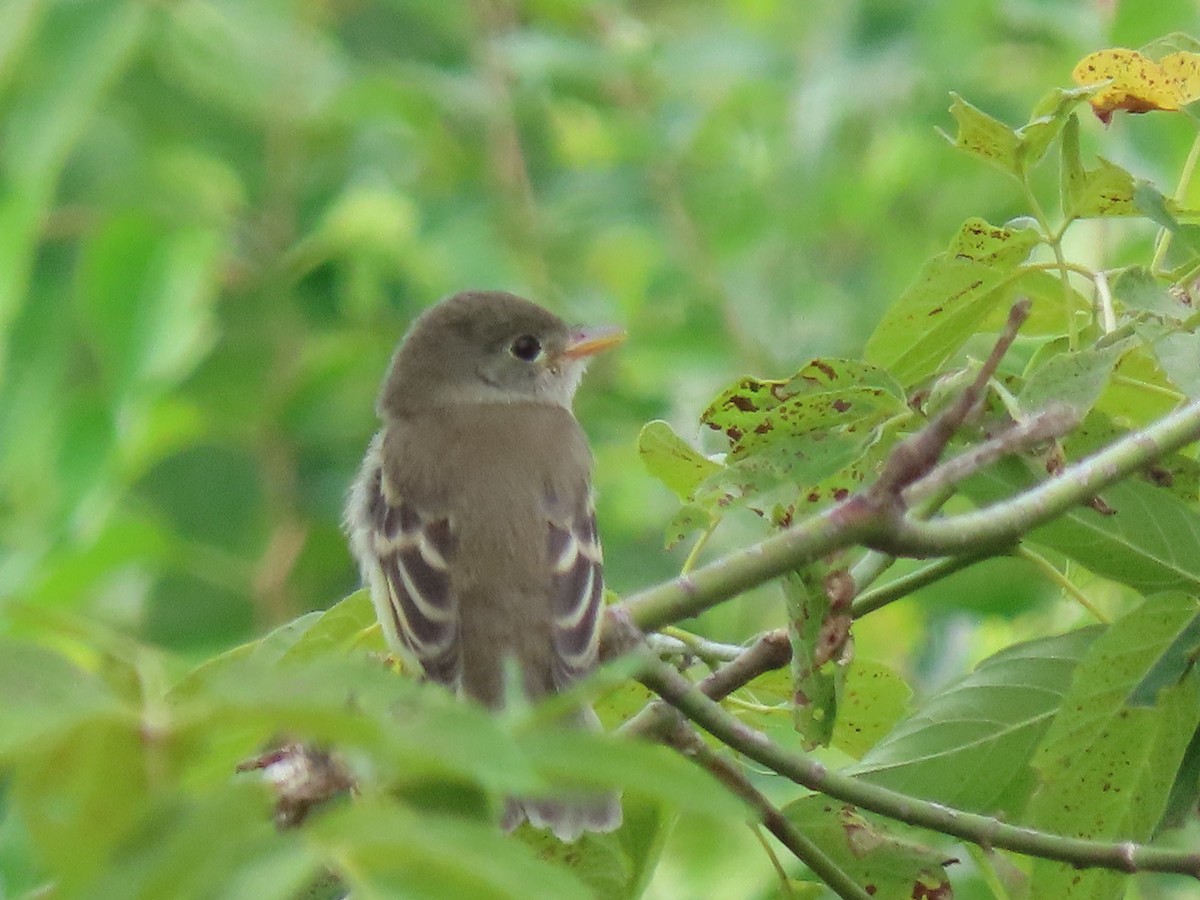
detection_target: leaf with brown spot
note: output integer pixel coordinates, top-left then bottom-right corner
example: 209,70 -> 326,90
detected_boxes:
864,218 -> 1039,387
1027,595 -> 1200,898
1072,47 -> 1200,123
781,799 -> 953,898
636,420 -> 722,501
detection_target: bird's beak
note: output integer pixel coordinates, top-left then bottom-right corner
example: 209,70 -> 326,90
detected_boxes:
560,324 -> 627,360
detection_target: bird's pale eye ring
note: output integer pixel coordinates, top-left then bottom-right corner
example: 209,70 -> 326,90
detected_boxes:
509,334 -> 543,362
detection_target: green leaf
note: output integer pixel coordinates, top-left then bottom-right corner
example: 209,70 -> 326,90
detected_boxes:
1135,181 -> 1200,255
170,610 -> 328,699
662,504 -> 714,551
1063,155 -> 1139,219
944,92 -> 1020,175
76,214 -> 221,395
725,666 -> 791,729
1059,111 -> 1086,215
963,460 -> 1200,596
594,679 -> 659,730
1063,410 -> 1200,504
782,799 -> 952,899
1026,595 -> 1200,900
1017,86 -> 1099,170
1018,340 -> 1128,419
515,828 -> 631,900
864,218 -> 1039,386
1099,343 -> 1181,425
693,432 -> 872,514
724,656 -> 911,760
986,267 -> 1088,336
700,359 -> 905,456
637,420 -> 721,501
694,359 -> 904,510
845,628 -> 1102,814
785,570 -> 841,747
515,796 -> 669,900
0,639 -> 128,759
516,729 -> 742,820
80,784 -> 318,900
1128,607 -> 1200,707
160,1 -> 345,126
0,0 -> 147,379
279,589 -> 385,664
12,720 -> 153,892
831,660 -> 913,760
1144,328 -> 1200,395
309,797 -> 594,900
1112,266 -> 1191,317
947,217 -> 1042,267
173,653 -> 544,797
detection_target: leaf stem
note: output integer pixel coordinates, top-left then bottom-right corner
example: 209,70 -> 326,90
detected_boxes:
1020,177 -> 1078,349
1013,545 -> 1109,623
850,552 -> 994,618
681,519 -> 719,574
1150,131 -> 1200,274
1110,374 -> 1185,403
752,824 -> 797,899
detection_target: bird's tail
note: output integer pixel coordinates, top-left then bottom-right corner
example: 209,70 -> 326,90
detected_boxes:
501,704 -> 622,841
502,791 -> 622,842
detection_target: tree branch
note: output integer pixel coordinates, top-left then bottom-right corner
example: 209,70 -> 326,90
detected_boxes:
861,396 -> 1200,556
628,642 -> 1200,879
850,551 -> 994,618
656,720 -> 872,900
623,629 -> 791,738
610,396 -> 1200,634
901,405 -> 1078,507
619,633 -> 878,898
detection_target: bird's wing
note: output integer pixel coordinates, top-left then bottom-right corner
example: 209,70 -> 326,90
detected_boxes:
546,496 -> 605,688
357,464 -> 460,688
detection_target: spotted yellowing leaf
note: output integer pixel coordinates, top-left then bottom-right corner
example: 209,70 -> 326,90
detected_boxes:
1072,48 -> 1200,123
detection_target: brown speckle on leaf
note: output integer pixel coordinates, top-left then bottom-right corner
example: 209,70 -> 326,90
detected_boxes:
824,569 -> 855,610
811,359 -> 837,380
1144,465 -> 1174,487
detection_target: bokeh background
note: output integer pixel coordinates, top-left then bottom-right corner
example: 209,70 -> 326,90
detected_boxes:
3,0 -> 1199,895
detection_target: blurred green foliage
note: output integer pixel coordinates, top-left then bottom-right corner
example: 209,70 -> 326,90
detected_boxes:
5,0 -> 1200,897
3,0 -> 1150,655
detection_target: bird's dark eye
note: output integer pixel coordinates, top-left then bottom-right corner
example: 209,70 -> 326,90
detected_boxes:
509,334 -> 542,362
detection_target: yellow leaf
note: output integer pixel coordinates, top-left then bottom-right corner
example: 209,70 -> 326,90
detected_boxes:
1072,47 -> 1200,124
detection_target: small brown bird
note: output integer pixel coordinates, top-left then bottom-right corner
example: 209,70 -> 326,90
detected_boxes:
345,290 -> 624,841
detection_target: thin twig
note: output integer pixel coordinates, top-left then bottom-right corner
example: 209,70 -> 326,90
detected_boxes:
623,630 -> 791,738
850,552 -> 994,618
902,405 -> 1079,506
863,396 -> 1200,556
657,719 -> 872,900
866,300 -> 1031,508
651,629 -> 745,664
620,632 -> 868,898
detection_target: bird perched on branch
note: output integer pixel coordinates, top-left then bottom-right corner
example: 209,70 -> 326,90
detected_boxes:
345,290 -> 625,841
